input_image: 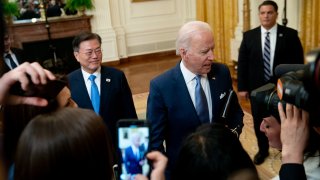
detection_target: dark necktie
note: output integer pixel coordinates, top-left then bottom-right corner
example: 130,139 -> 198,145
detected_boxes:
89,75 -> 100,114
263,32 -> 271,81
195,75 -> 209,124
5,54 -> 17,69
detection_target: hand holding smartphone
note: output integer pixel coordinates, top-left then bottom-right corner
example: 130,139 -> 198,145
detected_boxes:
117,119 -> 150,180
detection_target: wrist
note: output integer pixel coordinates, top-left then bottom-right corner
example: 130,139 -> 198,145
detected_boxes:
281,148 -> 304,164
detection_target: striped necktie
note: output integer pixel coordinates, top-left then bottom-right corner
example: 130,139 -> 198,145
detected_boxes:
5,54 -> 17,69
263,32 -> 271,81
195,75 -> 209,124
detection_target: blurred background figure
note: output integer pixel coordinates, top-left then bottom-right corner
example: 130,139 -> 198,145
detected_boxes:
3,30 -> 26,72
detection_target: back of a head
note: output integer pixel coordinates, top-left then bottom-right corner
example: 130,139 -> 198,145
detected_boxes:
14,107 -> 114,180
3,75 -> 69,165
172,123 -> 258,180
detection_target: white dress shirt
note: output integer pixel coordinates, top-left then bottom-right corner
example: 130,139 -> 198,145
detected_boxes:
81,67 -> 101,100
261,24 -> 277,75
180,61 -> 213,122
3,51 -> 19,69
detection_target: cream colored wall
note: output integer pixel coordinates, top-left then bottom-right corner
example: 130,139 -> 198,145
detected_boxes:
87,0 -> 196,62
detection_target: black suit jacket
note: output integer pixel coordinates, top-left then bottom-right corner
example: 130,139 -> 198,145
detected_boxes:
3,48 -> 26,72
68,66 -> 138,145
237,24 -> 304,92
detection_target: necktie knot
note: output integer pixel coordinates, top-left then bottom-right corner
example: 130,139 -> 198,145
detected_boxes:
89,74 -> 96,82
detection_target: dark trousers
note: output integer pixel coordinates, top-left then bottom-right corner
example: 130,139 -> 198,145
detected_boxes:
250,98 -> 269,155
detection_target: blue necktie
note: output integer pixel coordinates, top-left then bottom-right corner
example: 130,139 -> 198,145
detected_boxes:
195,75 -> 209,124
5,54 -> 17,69
263,32 -> 271,81
89,75 -> 100,114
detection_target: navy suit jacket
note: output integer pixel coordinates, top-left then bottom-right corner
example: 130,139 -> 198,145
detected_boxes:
124,145 -> 145,175
147,62 -> 244,174
238,24 -> 304,92
68,66 -> 138,145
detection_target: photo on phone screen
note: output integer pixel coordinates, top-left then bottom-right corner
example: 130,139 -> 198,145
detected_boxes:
117,120 -> 150,180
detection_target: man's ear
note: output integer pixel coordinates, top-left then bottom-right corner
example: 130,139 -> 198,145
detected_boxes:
74,52 -> 80,62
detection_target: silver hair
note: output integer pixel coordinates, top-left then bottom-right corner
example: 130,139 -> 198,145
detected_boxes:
175,21 -> 212,55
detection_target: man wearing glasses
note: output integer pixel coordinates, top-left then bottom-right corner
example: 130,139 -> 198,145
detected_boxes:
68,32 -> 137,155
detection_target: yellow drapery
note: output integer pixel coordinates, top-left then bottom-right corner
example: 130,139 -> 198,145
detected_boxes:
196,0 -> 238,65
300,0 -> 320,56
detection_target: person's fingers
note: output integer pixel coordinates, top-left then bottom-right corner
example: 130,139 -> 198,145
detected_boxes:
278,102 -> 286,123
7,96 -> 48,106
285,103 -> 293,120
302,109 -> 309,124
30,62 -> 55,84
134,174 -> 148,180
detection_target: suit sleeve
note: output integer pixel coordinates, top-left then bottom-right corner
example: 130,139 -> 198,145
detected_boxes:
146,81 -> 166,153
120,72 -> 138,119
237,32 -> 250,92
290,30 -> 304,64
279,163 -> 306,180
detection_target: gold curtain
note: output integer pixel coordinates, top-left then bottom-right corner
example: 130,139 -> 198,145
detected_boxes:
300,0 -> 320,55
196,0 -> 238,65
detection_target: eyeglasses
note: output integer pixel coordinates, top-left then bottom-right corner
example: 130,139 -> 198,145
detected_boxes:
78,48 -> 102,57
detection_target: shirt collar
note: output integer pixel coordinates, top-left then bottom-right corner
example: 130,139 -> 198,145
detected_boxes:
180,60 -> 207,84
82,67 -> 101,81
261,24 -> 277,34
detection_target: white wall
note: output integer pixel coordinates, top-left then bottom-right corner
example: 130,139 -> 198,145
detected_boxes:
87,0 -> 196,63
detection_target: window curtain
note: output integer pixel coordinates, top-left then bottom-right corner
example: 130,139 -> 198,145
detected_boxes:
196,0 -> 238,65
300,0 -> 320,55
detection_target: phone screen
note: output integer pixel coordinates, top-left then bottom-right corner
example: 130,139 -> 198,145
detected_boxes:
117,120 -> 150,180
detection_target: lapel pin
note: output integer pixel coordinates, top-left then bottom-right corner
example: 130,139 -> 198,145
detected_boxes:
106,78 -> 111,82
220,92 -> 226,99
212,77 -> 216,80
279,33 -> 283,37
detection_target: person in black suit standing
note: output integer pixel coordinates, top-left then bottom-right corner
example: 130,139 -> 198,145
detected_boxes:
3,31 -> 26,72
237,0 -> 304,165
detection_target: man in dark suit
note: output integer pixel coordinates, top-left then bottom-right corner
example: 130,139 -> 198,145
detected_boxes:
124,132 -> 146,176
147,21 -> 244,178
3,31 -> 26,72
68,32 -> 137,149
237,0 -> 304,165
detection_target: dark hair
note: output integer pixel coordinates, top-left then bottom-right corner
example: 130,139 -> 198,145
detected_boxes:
14,107 -> 114,180
2,75 -> 68,167
259,0 -> 278,12
171,123 -> 258,180
72,32 -> 102,52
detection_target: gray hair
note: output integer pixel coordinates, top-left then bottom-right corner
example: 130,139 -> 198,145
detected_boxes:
175,21 -> 212,55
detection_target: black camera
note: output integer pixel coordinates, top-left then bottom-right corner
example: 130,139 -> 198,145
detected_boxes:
251,48 -> 320,126
276,48 -> 320,111
250,83 -> 283,120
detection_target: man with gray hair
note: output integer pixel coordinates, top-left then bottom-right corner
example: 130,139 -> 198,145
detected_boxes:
147,21 -> 244,179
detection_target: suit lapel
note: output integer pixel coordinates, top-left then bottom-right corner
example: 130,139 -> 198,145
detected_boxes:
173,62 -> 200,122
207,68 -> 217,121
100,67 -> 112,114
75,70 -> 93,108
274,24 -> 284,66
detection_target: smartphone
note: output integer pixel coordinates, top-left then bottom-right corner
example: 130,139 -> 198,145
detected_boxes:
117,119 -> 150,180
9,78 -> 67,100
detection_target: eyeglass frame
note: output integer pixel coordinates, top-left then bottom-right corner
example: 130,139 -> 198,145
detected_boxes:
77,48 -> 103,57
